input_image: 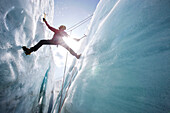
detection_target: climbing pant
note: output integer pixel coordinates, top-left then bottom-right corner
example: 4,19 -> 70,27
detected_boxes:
30,39 -> 77,57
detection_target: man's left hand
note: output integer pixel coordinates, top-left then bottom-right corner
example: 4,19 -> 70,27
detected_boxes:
43,18 -> 46,22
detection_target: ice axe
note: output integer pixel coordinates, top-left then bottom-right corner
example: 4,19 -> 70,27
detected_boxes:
81,34 -> 87,39
42,13 -> 46,22
74,34 -> 87,41
44,13 -> 46,19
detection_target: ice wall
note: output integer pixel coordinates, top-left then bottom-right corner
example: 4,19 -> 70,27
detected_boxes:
60,0 -> 170,113
0,0 -> 58,113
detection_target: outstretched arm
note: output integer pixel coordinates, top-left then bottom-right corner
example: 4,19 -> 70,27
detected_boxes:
72,34 -> 87,41
65,33 -> 80,41
43,18 -> 57,32
64,32 -> 86,41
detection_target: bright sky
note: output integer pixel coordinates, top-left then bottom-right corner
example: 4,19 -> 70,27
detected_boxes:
51,0 -> 100,79
53,0 -> 99,37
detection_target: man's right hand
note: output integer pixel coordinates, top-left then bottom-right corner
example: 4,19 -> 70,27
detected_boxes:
73,38 -> 80,41
43,18 -> 46,22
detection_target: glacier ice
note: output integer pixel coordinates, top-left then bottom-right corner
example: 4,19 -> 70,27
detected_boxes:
1,0 -> 170,113
0,0 -> 61,113
59,0 -> 170,113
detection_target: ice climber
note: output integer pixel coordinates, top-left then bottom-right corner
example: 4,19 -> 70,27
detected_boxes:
22,18 -> 84,59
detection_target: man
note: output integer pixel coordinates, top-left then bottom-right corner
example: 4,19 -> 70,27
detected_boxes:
22,18 -> 83,59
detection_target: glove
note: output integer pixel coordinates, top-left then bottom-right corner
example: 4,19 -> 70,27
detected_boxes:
83,34 -> 87,37
74,38 -> 80,41
43,18 -> 46,22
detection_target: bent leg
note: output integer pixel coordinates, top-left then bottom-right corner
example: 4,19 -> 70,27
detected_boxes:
30,40 -> 55,52
60,42 -> 78,58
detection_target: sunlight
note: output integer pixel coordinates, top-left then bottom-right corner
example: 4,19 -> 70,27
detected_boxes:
63,34 -> 81,52
51,34 -> 82,70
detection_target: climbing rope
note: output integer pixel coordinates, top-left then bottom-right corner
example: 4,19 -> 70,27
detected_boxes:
67,14 -> 93,32
58,63 -> 78,113
51,14 -> 93,113
58,52 -> 68,113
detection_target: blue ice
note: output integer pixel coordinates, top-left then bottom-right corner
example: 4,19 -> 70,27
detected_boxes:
60,0 -> 170,113
0,0 -> 170,113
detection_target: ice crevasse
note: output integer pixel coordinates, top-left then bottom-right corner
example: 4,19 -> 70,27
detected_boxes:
0,0 -> 170,113
0,0 -> 59,113
60,0 -> 170,113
